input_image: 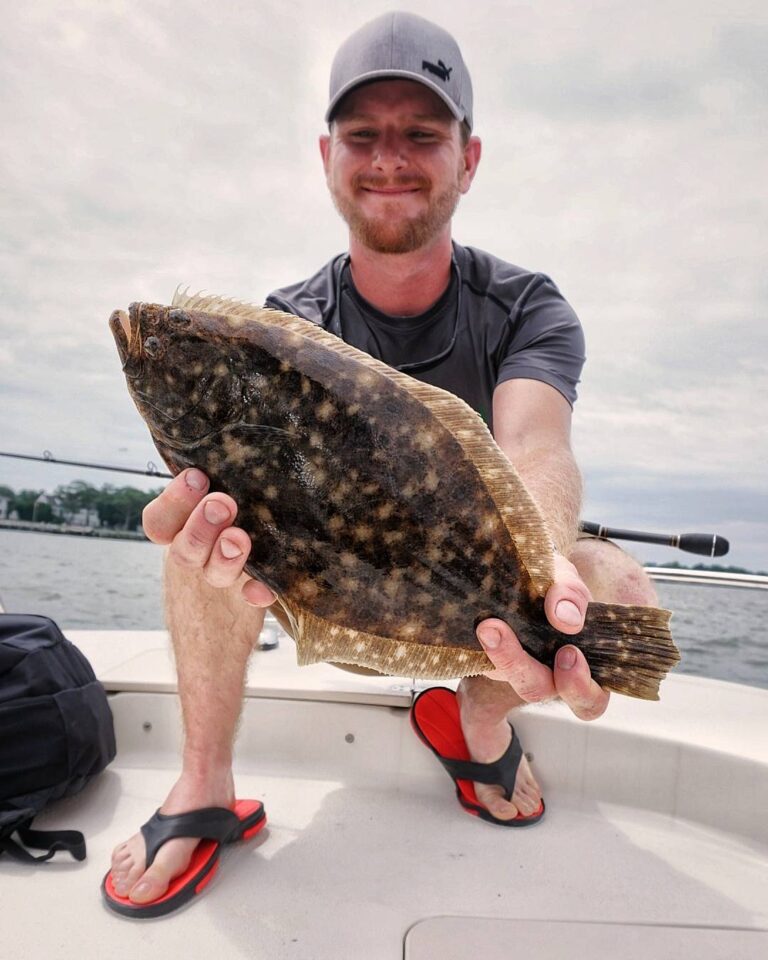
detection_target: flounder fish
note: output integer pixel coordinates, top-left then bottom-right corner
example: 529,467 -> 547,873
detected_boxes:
110,292 -> 679,700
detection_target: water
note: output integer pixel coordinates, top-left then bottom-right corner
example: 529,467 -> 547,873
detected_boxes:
0,528 -> 765,689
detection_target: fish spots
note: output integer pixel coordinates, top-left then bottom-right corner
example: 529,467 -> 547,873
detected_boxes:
347,403 -> 361,416
374,502 -> 394,521
214,362 -> 228,377
223,434 -> 248,468
339,551 -> 357,569
441,601 -> 460,618
424,544 -> 444,565
264,485 -> 278,500
416,592 -> 433,607
301,377 -> 311,396
383,530 -> 405,546
383,571 -> 404,599
329,481 -> 352,506
164,373 -> 176,387
361,483 -> 378,496
327,515 -> 345,534
309,431 -> 324,448
423,469 -> 440,492
256,505 -> 274,524
307,463 -> 328,487
353,524 -> 373,542
297,580 -> 319,601
415,429 -> 439,452
192,362 -> 204,376
316,399 -> 335,422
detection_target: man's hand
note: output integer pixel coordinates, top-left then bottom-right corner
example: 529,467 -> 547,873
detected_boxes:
475,554 -> 609,721
142,468 -> 276,607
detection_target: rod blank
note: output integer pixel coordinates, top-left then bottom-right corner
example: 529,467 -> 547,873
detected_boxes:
579,522 -> 729,558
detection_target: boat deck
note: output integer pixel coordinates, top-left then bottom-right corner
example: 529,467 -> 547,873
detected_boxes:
4,623 -> 768,958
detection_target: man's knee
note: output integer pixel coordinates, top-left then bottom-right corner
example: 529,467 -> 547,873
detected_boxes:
568,538 -> 658,606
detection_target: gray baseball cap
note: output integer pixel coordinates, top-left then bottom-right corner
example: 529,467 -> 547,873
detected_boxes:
326,11 -> 473,131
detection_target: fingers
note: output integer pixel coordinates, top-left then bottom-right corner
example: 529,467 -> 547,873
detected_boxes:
476,619 -> 556,703
476,620 -> 610,720
553,645 -> 611,721
143,469 -> 276,600
167,492 -> 252,587
543,553 -> 592,635
142,469 -> 210,544
242,578 -> 278,608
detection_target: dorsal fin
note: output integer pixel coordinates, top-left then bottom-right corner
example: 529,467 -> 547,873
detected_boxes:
169,289 -> 555,596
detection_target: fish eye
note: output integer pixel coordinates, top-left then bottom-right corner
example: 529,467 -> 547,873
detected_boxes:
144,336 -> 161,357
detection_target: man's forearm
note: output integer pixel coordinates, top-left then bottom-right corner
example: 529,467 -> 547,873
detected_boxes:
506,444 -> 583,556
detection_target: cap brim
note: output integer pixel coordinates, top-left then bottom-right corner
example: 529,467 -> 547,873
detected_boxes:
325,69 -> 466,126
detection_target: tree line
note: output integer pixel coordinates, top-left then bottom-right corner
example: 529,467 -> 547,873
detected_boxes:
0,480 -> 162,531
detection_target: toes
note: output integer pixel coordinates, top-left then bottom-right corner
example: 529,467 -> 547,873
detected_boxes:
129,866 -> 172,904
115,858 -> 147,896
474,784 -> 521,821
111,843 -> 131,866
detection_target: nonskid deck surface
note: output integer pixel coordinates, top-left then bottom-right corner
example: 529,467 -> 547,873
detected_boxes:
2,629 -> 767,959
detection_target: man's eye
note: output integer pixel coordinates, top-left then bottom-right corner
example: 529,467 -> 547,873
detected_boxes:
349,130 -> 376,140
410,130 -> 438,141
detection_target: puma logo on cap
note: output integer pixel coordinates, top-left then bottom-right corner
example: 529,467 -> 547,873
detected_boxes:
422,59 -> 453,82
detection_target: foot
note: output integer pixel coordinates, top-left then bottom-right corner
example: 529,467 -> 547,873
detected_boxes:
109,770 -> 235,904
458,692 -> 542,821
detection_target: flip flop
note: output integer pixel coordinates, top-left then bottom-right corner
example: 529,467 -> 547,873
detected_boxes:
410,686 -> 545,827
102,799 -> 266,919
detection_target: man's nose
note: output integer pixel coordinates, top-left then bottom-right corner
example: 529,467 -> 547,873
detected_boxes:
372,131 -> 407,172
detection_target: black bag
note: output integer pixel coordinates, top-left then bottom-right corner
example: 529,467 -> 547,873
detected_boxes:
0,613 -> 116,863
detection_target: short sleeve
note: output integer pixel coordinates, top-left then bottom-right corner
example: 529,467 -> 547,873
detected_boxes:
496,275 -> 586,407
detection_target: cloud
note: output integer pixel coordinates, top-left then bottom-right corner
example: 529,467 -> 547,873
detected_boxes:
1,0 -> 766,570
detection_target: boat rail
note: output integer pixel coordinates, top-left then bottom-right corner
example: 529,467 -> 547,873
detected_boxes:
644,567 -> 768,590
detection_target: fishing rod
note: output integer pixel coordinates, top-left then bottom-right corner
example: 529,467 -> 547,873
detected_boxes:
0,450 -> 172,479
578,522 -> 729,558
1,450 -> 730,557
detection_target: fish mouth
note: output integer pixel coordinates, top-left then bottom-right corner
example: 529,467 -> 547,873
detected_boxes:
109,309 -> 131,364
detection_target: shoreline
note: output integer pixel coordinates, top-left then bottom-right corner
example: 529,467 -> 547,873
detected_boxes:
0,519 -> 148,542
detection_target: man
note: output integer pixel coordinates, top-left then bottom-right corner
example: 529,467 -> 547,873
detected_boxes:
105,11 -> 658,915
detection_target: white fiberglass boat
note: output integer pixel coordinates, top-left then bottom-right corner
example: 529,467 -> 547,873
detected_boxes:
2,570 -> 767,958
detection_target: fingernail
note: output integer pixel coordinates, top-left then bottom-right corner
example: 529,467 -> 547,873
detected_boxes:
557,646 -> 577,670
220,538 -> 242,559
477,628 -> 500,649
185,468 -> 207,491
204,500 -> 231,524
555,600 -> 582,627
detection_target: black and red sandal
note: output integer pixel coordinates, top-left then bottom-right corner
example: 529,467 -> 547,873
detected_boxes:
410,686 -> 544,827
102,799 -> 266,919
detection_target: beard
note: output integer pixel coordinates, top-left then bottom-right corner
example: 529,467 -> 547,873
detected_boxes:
330,170 -> 462,254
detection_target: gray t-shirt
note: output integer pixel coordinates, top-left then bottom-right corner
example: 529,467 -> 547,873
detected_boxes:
265,242 -> 585,433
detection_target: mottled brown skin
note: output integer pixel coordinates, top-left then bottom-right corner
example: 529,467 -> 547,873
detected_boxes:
112,302 -> 678,694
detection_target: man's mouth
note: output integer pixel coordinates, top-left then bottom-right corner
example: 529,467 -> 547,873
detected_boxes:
361,185 -> 421,193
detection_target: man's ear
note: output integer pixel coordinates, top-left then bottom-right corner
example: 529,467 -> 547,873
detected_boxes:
319,133 -> 331,176
460,136 -> 482,194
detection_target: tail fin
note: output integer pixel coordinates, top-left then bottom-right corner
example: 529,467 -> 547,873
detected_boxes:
575,602 -> 679,700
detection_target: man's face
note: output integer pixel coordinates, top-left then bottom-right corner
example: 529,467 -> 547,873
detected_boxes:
320,79 -> 480,254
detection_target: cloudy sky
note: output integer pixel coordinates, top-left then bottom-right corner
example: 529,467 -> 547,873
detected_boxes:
2,0 -> 766,569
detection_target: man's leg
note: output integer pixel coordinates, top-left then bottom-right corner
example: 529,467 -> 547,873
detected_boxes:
457,540 -> 658,820
108,558 -> 265,904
